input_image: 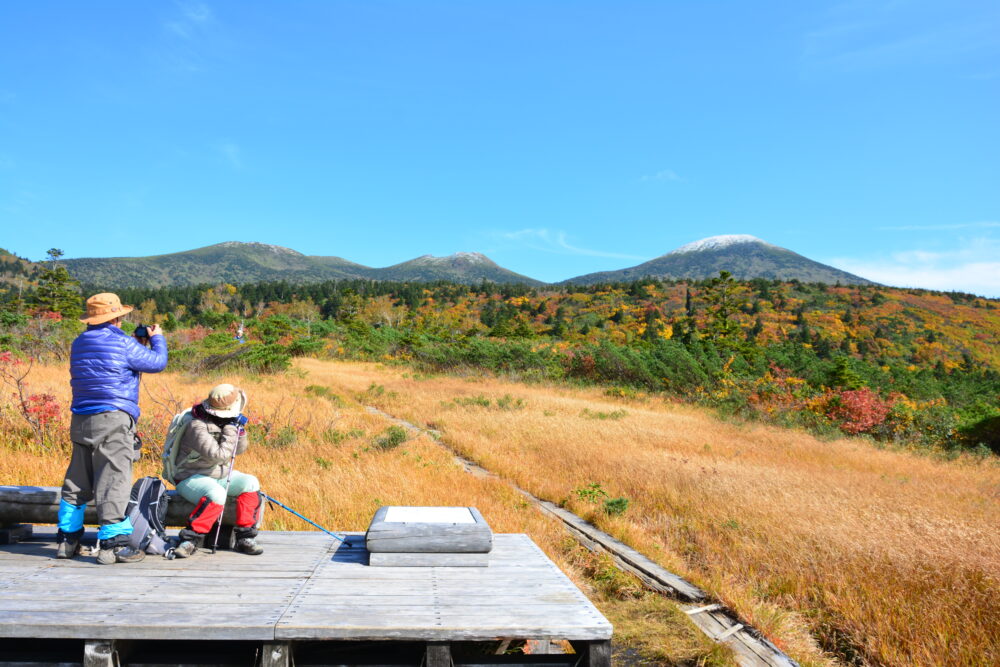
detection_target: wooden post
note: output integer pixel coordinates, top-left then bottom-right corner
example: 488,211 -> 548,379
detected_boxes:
0,522 -> 32,545
261,642 -> 291,667
426,642 -> 453,667
83,640 -> 129,667
570,640 -> 611,667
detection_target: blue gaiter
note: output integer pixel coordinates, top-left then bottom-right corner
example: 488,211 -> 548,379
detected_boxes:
57,500 -> 86,533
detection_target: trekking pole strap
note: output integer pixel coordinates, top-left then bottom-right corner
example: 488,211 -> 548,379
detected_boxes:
261,493 -> 349,545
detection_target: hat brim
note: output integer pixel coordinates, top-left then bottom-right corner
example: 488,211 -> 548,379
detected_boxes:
80,305 -> 134,325
202,389 -> 247,419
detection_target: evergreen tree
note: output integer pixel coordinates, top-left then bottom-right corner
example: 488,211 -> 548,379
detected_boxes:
702,271 -> 745,352
33,248 -> 82,318
829,356 -> 864,389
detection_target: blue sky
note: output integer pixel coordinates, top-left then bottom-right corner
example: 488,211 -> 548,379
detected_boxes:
1,1 -> 998,294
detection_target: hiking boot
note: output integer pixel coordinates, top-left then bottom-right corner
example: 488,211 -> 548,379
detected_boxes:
97,544 -> 146,565
234,537 -> 263,555
172,540 -> 198,558
55,529 -> 84,559
172,529 -> 205,558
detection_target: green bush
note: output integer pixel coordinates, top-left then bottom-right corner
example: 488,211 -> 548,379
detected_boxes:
373,425 -> 408,451
496,394 -> 525,410
263,425 -> 297,449
305,385 -> 345,406
581,408 -> 627,420
574,482 -> 609,503
603,497 -> 630,516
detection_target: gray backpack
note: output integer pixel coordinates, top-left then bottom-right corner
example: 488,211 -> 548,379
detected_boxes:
125,476 -> 170,555
161,408 -> 194,485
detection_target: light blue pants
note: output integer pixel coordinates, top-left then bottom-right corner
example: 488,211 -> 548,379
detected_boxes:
175,471 -> 260,506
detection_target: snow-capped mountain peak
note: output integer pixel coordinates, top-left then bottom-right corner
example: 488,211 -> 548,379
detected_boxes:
668,235 -> 774,255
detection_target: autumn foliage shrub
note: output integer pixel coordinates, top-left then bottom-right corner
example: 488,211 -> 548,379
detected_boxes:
824,387 -> 892,435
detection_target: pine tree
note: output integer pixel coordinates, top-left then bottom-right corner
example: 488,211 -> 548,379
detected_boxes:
702,271 -> 745,352
33,248 -> 82,318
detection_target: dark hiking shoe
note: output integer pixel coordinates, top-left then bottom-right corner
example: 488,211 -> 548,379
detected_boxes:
97,544 -> 146,565
55,529 -> 84,559
234,537 -> 263,555
172,540 -> 198,558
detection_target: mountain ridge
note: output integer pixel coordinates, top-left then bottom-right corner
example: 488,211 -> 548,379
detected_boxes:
562,235 -> 875,286
51,236 -> 875,288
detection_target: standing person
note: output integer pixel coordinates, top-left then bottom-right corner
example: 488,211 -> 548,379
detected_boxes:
171,384 -> 264,557
56,293 -> 168,564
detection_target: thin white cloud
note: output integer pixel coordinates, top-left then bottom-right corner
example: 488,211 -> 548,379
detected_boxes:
497,229 -> 646,261
158,2 -> 220,72
801,2 -> 997,73
215,141 -> 242,169
641,169 -> 684,183
878,221 -> 1000,231
828,237 -> 1000,297
165,2 -> 214,39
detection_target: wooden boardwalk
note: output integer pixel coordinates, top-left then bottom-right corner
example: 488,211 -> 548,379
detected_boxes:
0,527 -> 611,666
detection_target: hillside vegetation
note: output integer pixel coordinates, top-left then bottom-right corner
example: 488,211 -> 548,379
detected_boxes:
13,275 -> 989,455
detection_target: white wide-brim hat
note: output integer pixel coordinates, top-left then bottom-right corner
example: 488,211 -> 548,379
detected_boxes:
202,384 -> 248,419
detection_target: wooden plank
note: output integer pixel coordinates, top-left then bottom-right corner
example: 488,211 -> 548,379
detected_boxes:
533,499 -> 705,602
0,610 -> 279,640
678,603 -> 799,667
369,552 -> 489,567
276,621 -> 611,642
280,600 -> 591,612
2,576 -> 304,591
14,569 -> 314,580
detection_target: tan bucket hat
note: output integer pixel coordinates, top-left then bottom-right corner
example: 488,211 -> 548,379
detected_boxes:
203,384 -> 248,419
80,293 -> 134,325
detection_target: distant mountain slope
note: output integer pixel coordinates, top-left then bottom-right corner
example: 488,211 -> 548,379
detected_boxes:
564,235 -> 875,285
375,253 -> 544,285
62,242 -> 367,288
60,242 -> 541,287
0,248 -> 42,287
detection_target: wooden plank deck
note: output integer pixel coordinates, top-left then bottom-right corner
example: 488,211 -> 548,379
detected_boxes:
0,527 -> 611,647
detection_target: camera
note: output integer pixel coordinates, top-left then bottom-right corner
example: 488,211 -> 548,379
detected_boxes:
134,324 -> 149,339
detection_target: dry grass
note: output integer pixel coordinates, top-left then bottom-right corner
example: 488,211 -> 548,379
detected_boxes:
292,359 -> 1000,667
0,362 -> 728,667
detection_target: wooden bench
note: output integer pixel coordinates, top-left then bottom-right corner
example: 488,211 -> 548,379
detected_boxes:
0,484 -> 249,546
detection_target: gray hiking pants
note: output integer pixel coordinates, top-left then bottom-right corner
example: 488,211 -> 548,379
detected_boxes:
61,411 -> 139,526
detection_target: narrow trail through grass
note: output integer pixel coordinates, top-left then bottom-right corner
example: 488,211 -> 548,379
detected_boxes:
295,358 -> 1000,667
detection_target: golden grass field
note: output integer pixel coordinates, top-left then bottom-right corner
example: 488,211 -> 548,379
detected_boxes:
3,358 -> 998,666
0,361 -> 729,667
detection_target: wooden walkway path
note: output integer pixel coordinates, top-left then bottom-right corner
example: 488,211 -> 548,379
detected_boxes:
366,405 -> 799,667
0,527 -> 611,666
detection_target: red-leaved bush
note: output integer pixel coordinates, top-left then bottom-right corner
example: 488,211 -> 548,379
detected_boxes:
22,393 -> 61,428
827,387 -> 891,434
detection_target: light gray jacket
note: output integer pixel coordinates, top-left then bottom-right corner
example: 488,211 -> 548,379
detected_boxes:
173,417 -> 248,482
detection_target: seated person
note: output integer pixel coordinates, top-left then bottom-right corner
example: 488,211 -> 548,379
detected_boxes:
172,384 -> 264,557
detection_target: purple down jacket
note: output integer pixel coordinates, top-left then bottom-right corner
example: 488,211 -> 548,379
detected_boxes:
70,323 -> 168,419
